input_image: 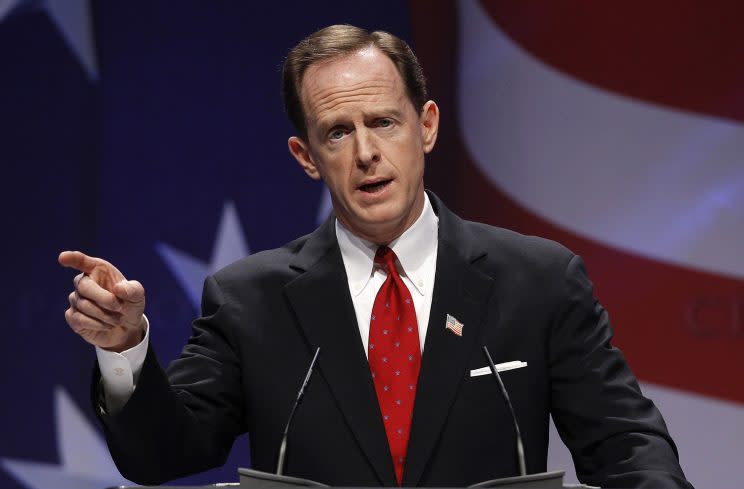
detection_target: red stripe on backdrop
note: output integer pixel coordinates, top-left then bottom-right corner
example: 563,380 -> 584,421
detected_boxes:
478,0 -> 744,124
450,153 -> 744,405
411,0 -> 744,404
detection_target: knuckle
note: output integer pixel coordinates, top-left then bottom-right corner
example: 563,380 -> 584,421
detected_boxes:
66,310 -> 84,331
75,296 -> 89,312
70,308 -> 82,322
71,309 -> 88,325
72,324 -> 88,335
107,298 -> 122,312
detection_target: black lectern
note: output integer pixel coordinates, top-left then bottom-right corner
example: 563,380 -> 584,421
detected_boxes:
108,466 -> 597,489
236,468 -> 575,489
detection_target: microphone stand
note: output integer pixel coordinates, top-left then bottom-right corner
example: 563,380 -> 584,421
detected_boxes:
237,347 -> 328,487
482,346 -> 526,476
277,347 -> 321,475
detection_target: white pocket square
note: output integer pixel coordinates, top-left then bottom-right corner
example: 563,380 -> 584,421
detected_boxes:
470,361 -> 527,377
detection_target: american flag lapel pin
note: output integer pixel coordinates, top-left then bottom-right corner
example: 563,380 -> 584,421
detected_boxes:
445,314 -> 464,337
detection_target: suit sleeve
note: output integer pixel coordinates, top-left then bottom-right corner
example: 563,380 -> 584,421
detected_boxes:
549,255 -> 693,489
92,275 -> 246,485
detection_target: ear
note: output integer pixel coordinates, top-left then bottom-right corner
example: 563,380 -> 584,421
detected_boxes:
419,100 -> 440,154
288,136 -> 321,181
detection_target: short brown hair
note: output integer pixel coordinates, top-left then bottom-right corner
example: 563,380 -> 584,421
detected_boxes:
282,24 -> 428,138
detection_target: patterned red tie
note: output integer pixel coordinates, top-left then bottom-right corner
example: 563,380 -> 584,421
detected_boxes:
368,246 -> 421,485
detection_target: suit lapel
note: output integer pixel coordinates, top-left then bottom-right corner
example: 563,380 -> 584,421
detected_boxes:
403,196 -> 497,486
284,220 -> 397,486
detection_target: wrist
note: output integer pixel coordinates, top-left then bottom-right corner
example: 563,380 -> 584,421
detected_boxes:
104,318 -> 146,353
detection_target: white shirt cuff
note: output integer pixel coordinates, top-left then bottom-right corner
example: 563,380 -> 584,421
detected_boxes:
95,316 -> 150,414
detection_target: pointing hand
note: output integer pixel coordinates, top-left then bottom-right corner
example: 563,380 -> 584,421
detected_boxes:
58,251 -> 146,352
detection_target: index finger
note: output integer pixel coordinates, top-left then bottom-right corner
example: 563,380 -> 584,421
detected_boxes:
58,251 -> 100,274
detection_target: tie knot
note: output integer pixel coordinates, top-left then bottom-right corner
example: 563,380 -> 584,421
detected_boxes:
374,246 -> 398,272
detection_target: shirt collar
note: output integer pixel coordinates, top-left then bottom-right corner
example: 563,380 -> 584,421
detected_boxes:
336,193 -> 439,297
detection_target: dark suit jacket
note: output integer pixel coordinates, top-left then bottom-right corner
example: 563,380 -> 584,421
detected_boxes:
95,192 -> 691,488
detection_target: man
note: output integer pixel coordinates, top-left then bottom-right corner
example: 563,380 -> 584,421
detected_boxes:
59,25 -> 692,488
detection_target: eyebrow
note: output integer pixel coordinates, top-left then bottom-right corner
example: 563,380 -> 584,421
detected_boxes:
371,107 -> 405,120
316,108 -> 407,132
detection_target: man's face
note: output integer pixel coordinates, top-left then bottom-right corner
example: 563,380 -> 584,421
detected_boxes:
288,46 -> 439,244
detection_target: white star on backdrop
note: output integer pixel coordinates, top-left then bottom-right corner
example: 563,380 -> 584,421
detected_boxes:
0,387 -> 129,489
1,195 -> 324,488
0,0 -> 98,80
157,201 -> 251,310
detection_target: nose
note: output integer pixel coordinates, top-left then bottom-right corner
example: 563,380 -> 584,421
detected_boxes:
354,128 -> 380,168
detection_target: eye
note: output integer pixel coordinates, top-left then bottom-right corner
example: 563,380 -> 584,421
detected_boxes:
329,128 -> 347,140
376,118 -> 393,128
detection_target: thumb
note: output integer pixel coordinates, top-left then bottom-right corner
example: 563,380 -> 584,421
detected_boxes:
113,280 -> 145,304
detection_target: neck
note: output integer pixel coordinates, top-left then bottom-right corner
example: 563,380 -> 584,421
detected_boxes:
340,190 -> 426,246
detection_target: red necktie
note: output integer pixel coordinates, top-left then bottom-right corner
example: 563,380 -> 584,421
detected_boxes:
368,246 -> 421,485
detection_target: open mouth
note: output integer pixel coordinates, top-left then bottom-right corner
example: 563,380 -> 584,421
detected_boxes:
359,179 -> 392,193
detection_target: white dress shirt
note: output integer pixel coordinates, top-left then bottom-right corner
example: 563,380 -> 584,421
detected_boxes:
96,194 -> 439,412
335,193 -> 439,356
95,316 -> 150,413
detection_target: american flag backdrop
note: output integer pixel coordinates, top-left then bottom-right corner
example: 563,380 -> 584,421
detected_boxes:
1,1 -> 742,488
413,1 -> 744,487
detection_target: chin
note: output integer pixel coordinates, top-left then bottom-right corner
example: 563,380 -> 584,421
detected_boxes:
364,214 -> 412,238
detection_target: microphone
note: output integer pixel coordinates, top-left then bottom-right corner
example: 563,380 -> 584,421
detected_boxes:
276,347 -> 321,476
482,345 -> 526,477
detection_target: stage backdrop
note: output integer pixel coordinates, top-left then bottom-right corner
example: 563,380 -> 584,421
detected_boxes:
1,1 -> 742,488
